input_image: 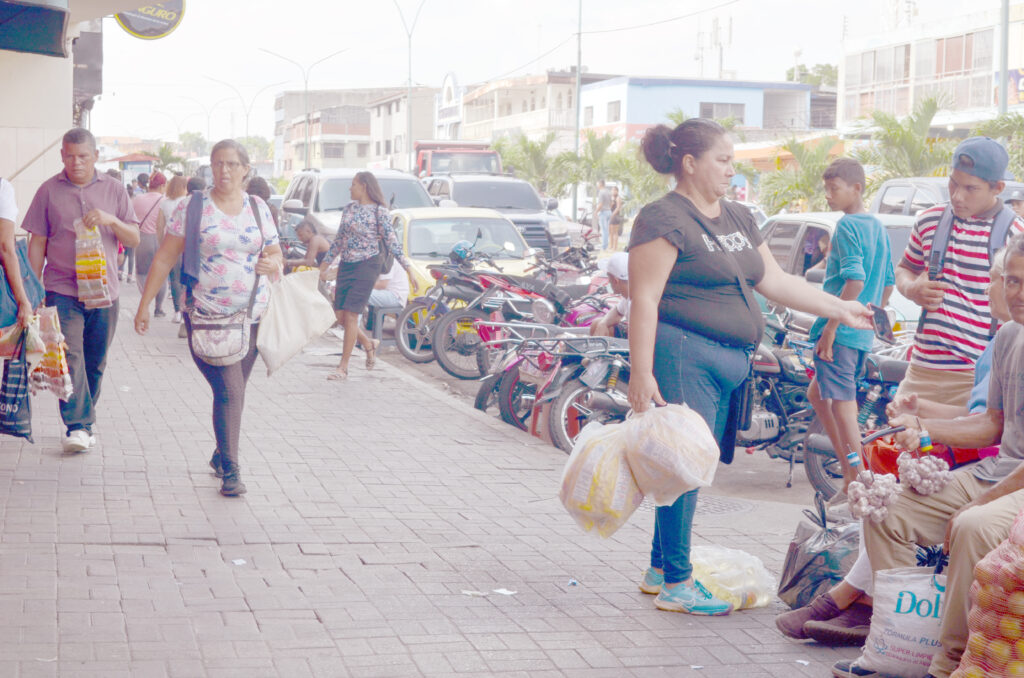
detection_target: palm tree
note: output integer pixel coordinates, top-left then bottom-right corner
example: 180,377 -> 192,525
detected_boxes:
760,137 -> 836,215
972,112 -> 1024,181
493,132 -> 557,192
549,130 -> 616,197
150,144 -> 185,174
851,97 -> 955,196
605,142 -> 670,214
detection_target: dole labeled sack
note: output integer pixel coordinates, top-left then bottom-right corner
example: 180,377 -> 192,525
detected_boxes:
623,404 -> 719,506
559,421 -> 644,538
859,566 -> 946,678
951,507 -> 1024,678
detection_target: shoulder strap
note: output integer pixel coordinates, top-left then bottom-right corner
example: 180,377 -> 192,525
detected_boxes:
927,205 -> 955,281
686,203 -> 760,325
246,195 -> 263,317
139,195 -> 162,227
990,206 -> 1017,260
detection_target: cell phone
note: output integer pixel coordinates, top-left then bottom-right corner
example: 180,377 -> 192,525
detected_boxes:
868,303 -> 896,344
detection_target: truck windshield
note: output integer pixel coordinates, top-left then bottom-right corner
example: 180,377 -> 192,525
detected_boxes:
318,177 -> 433,211
431,152 -> 500,174
453,181 -> 543,210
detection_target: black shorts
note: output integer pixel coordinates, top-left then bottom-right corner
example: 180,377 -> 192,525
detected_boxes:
334,255 -> 380,313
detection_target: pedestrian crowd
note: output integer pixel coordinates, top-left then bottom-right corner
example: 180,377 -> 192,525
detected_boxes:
5,120 -> 1024,678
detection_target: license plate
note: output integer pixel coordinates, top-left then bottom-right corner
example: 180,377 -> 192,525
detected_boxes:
580,359 -> 609,388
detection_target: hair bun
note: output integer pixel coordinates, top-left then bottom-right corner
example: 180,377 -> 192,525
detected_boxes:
641,125 -> 675,174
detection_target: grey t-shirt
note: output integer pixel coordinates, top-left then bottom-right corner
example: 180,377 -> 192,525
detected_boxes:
979,321 -> 1024,482
597,187 -> 611,211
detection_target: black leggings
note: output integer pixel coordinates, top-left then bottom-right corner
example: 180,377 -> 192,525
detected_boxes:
185,318 -> 259,465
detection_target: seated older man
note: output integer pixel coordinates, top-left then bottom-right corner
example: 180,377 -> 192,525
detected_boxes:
834,232 -> 1024,678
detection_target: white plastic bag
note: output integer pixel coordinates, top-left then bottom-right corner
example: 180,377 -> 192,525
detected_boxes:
858,566 -> 946,678
256,269 -> 337,375
622,404 -> 719,506
690,545 -> 777,610
559,421 -> 644,538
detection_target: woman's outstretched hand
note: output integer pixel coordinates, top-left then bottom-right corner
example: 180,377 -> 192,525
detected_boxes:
837,300 -> 873,330
628,371 -> 666,414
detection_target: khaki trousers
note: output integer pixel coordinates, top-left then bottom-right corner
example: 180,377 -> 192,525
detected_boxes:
863,468 -> 1024,677
895,362 -> 976,408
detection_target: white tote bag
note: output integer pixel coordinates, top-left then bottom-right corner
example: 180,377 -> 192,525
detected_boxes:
256,269 -> 337,376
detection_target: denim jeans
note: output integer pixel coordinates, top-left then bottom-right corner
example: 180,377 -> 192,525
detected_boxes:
597,209 -> 612,249
46,292 -> 119,434
650,321 -> 752,583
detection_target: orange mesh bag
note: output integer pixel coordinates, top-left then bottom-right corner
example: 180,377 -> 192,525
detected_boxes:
951,507 -> 1024,678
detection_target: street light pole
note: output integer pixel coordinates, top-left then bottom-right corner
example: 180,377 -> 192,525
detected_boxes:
180,96 -> 234,150
260,48 -> 349,169
572,0 -> 582,221
393,0 -> 428,173
205,78 -> 286,140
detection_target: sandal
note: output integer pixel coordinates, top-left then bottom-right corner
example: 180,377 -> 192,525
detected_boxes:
327,367 -> 348,381
365,339 -> 381,370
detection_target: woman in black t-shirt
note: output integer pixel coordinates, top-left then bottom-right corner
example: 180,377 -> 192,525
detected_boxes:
627,119 -> 870,617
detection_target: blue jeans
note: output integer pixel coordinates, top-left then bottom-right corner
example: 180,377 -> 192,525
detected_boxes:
597,209 -> 612,249
650,322 -> 752,584
46,292 -> 119,435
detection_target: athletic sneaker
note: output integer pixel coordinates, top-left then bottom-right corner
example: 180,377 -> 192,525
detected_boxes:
639,568 -> 664,594
831,659 -> 879,677
62,429 -> 96,453
173,311 -> 183,323
654,579 -> 732,616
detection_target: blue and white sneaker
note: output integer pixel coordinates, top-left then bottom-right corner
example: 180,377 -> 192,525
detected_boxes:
654,578 -> 732,616
830,659 -> 880,678
639,568 -> 664,594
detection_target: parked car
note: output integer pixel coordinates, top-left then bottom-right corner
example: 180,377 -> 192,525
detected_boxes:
389,207 -> 537,295
280,168 -> 433,238
423,174 -> 571,255
869,176 -> 1024,216
759,211 -> 919,329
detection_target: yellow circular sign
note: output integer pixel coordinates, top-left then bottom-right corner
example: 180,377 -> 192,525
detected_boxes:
115,2 -> 185,40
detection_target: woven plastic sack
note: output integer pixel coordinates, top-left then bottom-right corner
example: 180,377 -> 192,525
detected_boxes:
691,545 -> 776,610
951,507 -> 1024,678
622,404 -> 719,506
858,565 -> 946,678
256,269 -> 337,375
559,421 -> 643,538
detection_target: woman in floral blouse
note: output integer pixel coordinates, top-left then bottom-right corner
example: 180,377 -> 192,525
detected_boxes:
134,139 -> 282,497
319,171 -> 416,380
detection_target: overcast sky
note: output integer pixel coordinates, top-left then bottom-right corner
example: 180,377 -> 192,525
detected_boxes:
91,0 -> 890,143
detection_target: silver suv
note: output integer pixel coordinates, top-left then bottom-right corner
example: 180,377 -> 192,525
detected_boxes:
281,168 -> 433,237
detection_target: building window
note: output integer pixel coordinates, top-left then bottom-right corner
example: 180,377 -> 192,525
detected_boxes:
385,140 -> 391,154
395,100 -> 400,113
375,141 -> 381,155
568,91 -> 572,109
357,143 -> 368,158
324,143 -> 345,159
557,92 -> 563,109
530,97 -> 536,111
522,101 -> 528,113
583,106 -> 593,126
394,136 -> 402,154
698,102 -> 744,123
377,106 -> 381,117
607,100 -> 621,123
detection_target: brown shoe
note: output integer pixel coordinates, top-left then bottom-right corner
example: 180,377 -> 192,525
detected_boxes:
775,593 -> 841,640
803,601 -> 872,646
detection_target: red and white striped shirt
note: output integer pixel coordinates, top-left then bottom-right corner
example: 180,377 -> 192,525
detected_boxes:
902,203 -> 1024,371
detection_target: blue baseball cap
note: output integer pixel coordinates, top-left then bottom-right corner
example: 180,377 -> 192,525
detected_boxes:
952,136 -> 1011,183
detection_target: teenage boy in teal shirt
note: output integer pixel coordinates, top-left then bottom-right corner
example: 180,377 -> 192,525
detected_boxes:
808,158 -> 895,493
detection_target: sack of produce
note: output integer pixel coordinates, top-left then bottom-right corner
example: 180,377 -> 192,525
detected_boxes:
622,403 -> 719,506
951,508 -> 1024,678
559,421 -> 643,538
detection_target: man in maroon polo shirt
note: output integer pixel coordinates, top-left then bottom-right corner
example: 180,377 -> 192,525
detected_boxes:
22,128 -> 140,453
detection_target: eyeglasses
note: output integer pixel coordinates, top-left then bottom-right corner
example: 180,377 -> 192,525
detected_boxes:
212,161 -> 243,171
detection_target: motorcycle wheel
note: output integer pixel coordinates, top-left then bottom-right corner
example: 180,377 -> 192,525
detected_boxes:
547,377 -> 629,453
803,418 -> 844,500
432,308 -> 491,380
395,300 -> 440,364
497,365 -> 534,431
474,373 -> 502,414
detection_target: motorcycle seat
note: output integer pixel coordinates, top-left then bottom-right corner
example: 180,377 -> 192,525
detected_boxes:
878,358 -> 909,384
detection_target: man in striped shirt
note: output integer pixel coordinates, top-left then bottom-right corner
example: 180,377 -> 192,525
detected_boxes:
894,136 -> 1024,407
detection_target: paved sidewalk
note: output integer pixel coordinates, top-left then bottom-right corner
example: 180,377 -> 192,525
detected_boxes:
0,297 -> 859,677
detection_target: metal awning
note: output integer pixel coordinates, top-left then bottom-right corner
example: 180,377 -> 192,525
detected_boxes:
0,0 -> 69,58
